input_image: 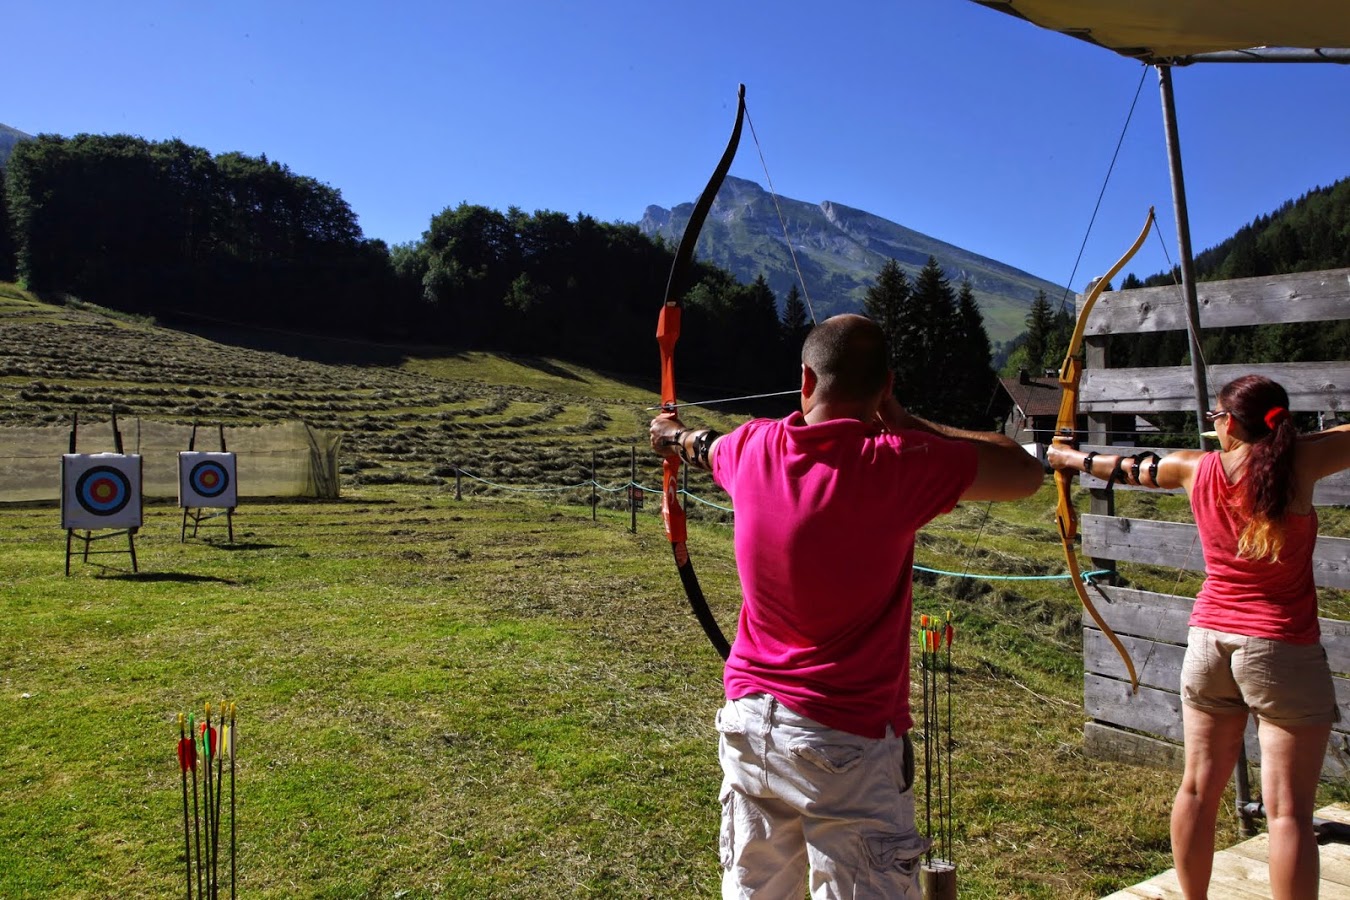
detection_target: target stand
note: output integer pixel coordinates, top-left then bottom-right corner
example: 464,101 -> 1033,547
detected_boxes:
179,426 -> 237,542
62,452 -> 143,575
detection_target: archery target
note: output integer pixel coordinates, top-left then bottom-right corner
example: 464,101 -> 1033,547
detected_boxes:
61,454 -> 143,530
178,452 -> 238,508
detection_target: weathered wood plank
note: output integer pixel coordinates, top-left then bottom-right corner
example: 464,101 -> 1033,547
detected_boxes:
1074,444 -> 1350,505
1098,803 -> 1350,899
1086,630 -> 1350,730
1084,721 -> 1185,772
1084,676 -> 1350,777
1081,586 -> 1194,644
1085,585 -> 1350,675
1081,362 -> 1350,413
1085,631 -> 1183,692
1085,673 -> 1183,740
1081,515 -> 1350,589
1081,268 -> 1350,336
1226,835 -> 1350,890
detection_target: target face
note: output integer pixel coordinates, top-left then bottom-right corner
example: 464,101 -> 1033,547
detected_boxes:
179,452 -> 237,508
190,460 -> 230,498
76,466 -> 133,515
62,454 -> 143,530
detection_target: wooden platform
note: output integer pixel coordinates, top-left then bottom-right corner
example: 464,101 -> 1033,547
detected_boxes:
1102,805 -> 1350,899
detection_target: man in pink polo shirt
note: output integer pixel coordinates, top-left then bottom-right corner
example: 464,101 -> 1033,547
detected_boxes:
651,314 -> 1042,898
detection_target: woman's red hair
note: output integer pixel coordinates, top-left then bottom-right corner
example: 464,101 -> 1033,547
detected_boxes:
1218,375 -> 1296,561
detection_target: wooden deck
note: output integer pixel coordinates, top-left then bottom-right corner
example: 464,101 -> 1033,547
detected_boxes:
1102,805 -> 1350,899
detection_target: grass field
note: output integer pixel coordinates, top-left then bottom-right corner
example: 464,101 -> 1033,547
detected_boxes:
1,286 -> 1346,898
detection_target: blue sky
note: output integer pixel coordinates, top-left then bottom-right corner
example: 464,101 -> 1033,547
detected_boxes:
8,1 -> 1347,297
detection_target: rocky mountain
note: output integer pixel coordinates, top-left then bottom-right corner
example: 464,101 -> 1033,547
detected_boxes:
0,123 -> 34,168
639,176 -> 1066,345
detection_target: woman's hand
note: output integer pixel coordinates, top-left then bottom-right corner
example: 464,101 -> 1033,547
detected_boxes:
1045,444 -> 1081,472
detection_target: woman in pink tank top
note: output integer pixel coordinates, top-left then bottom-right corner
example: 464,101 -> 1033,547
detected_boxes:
1050,375 -> 1350,900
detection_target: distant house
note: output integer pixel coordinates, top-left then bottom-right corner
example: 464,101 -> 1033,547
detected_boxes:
998,370 -> 1064,465
998,368 -> 1159,466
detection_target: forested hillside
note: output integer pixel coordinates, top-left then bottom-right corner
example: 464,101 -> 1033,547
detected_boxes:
0,134 -> 810,396
1002,176 -> 1350,383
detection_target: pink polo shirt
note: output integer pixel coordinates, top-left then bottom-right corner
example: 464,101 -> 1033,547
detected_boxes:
710,412 -> 977,738
1190,451 -> 1320,644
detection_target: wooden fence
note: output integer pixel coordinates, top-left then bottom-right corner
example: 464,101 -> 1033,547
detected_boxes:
1070,267 -> 1350,777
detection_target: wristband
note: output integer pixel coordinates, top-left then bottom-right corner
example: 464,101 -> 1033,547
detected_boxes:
1082,451 -> 1098,476
692,428 -> 720,467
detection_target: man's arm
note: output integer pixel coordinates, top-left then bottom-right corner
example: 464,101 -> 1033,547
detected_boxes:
650,414 -> 721,472
878,396 -> 1042,501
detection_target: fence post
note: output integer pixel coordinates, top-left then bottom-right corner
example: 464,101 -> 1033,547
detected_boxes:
630,446 -> 637,535
591,450 -> 597,522
455,467 -> 462,501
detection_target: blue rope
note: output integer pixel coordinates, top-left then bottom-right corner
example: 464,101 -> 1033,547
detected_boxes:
914,565 -> 1112,582
450,470 -> 1103,585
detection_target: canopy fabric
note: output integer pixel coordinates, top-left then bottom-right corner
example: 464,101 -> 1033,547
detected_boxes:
972,0 -> 1350,61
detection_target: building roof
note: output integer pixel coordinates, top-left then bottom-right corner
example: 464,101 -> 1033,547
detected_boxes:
998,372 -> 1063,418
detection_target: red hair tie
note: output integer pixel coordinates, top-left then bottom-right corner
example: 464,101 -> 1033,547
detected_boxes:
1263,406 -> 1290,429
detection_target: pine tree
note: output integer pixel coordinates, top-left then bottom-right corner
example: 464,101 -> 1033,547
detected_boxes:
1023,290 -> 1054,375
952,278 -> 998,427
863,258 -> 911,391
905,257 -> 959,417
781,283 -> 811,346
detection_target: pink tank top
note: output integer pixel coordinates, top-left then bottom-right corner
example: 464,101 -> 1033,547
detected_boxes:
1189,452 -> 1320,643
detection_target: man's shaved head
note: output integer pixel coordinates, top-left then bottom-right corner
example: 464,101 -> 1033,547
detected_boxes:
801,314 -> 889,401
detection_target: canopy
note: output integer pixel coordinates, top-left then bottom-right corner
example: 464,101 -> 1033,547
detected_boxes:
972,0 -> 1350,62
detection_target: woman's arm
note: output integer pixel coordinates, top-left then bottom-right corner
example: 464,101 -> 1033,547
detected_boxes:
1297,423 -> 1350,482
1046,445 -> 1204,492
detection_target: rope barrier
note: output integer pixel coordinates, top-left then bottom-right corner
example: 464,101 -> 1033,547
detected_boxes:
451,465 -> 1101,586
914,565 -> 1113,582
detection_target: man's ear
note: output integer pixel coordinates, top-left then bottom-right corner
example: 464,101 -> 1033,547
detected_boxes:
801,364 -> 817,398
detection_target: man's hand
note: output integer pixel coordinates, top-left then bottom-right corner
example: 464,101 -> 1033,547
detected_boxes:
650,413 -> 685,459
876,395 -> 917,433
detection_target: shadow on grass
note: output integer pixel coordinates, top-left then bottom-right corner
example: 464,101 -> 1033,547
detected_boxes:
214,541 -> 285,551
99,571 -> 241,585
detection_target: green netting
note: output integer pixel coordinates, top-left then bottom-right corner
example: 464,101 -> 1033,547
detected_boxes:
0,418 -> 341,503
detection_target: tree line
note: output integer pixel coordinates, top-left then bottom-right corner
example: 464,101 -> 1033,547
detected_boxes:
1003,177 -> 1350,384
0,133 -> 1004,424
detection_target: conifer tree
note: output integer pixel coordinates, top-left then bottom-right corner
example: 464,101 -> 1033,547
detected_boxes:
1022,289 -> 1054,375
781,284 -> 811,345
0,166 -> 12,282
863,258 -> 911,392
951,278 -> 998,427
906,257 -> 959,417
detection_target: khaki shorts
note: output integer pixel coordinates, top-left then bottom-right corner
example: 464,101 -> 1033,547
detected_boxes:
1182,626 -> 1340,726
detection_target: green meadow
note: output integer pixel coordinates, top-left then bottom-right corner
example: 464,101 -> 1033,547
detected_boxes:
1,286 -> 1346,898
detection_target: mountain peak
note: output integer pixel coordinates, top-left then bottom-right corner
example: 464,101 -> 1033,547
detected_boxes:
638,177 -> 1064,344
0,123 -> 35,167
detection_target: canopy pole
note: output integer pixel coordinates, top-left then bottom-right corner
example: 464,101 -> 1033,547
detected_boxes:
1159,61 -> 1260,839
1155,63 -> 1211,441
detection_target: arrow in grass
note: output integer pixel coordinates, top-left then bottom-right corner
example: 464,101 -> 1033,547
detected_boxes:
188,712 -> 204,900
226,701 -> 237,900
177,713 -> 195,900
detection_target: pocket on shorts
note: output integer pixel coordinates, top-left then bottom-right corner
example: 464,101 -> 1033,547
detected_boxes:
719,786 -> 735,870
715,701 -> 746,736
865,830 -> 928,875
788,738 -> 866,774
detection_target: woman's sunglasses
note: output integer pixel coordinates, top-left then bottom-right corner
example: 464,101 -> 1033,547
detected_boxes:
1204,409 -> 1230,422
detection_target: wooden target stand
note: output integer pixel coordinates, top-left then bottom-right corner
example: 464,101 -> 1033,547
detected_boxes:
62,413 -> 142,575
179,424 -> 237,543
